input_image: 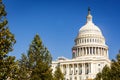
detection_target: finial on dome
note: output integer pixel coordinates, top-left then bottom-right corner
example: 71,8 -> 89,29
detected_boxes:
87,7 -> 92,23
88,7 -> 91,14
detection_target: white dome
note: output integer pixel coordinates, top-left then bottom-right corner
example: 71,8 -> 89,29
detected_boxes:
78,9 -> 103,38
79,21 -> 102,36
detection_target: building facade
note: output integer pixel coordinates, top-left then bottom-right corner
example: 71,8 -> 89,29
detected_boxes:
52,9 -> 110,80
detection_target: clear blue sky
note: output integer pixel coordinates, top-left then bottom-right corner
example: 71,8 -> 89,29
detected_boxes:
3,0 -> 120,60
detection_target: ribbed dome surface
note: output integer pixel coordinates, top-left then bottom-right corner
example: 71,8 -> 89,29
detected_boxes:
79,21 -> 102,36
77,9 -> 103,38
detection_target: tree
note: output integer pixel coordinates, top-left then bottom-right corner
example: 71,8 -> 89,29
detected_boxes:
0,56 -> 19,80
101,65 -> 111,80
53,66 -> 64,80
0,0 -> 16,58
27,34 -> 53,80
0,0 -> 17,79
94,72 -> 102,80
110,50 -> 120,80
18,54 -> 30,80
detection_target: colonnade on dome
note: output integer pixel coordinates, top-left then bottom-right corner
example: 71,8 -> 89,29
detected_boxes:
72,46 -> 108,58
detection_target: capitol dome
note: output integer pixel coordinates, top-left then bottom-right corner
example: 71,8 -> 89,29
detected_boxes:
78,8 -> 104,39
79,21 -> 102,36
72,8 -> 108,59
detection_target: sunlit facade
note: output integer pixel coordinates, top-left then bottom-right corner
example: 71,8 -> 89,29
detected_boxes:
52,9 -> 110,80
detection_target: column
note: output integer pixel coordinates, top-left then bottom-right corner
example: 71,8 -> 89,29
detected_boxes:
83,47 -> 85,55
89,47 -> 90,55
81,48 -> 83,56
103,48 -> 105,56
101,48 -> 102,56
95,47 -> 96,55
78,48 -> 79,57
67,64 -> 69,75
73,64 -> 74,75
60,64 -> 63,73
82,48 -> 84,55
77,64 -> 79,75
89,63 -> 91,73
86,47 -> 87,55
102,48 -> 104,56
79,48 -> 80,56
98,47 -> 100,55
80,48 -> 82,56
96,47 -> 98,55
91,47 -> 93,55
76,48 -> 78,57
82,63 -> 85,75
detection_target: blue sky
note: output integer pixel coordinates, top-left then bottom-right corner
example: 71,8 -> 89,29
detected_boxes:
3,0 -> 120,60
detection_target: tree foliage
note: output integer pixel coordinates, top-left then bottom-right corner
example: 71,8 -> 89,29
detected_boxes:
18,54 -> 30,80
0,0 -> 16,58
0,0 -> 17,79
28,34 -> 53,80
53,66 -> 64,80
0,56 -> 18,80
18,34 -> 53,80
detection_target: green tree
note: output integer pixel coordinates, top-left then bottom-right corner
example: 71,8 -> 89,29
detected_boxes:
0,0 -> 17,79
110,50 -> 120,80
101,65 -> 111,80
94,72 -> 102,80
0,56 -> 19,80
0,0 -> 16,58
28,34 -> 53,80
18,54 -> 30,80
53,66 -> 64,80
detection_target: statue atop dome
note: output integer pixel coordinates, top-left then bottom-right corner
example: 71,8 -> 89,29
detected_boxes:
87,7 -> 92,23
88,7 -> 91,14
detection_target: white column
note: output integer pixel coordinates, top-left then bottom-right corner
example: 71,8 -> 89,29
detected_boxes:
78,48 -> 79,57
89,63 -> 91,73
83,48 -> 84,55
79,48 -> 80,56
60,65 -> 63,73
67,64 -> 69,75
76,48 -> 78,57
98,48 -> 100,55
81,48 -> 83,56
91,47 -> 93,55
82,48 -> 84,55
95,47 -> 96,55
100,48 -> 102,56
102,48 -> 104,56
77,64 -> 79,75
73,64 -> 74,75
82,63 -> 85,75
104,49 -> 106,56
86,47 -> 87,55
89,47 -> 90,55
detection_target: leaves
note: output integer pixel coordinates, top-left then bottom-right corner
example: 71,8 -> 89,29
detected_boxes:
0,1 -> 17,80
53,66 -> 64,80
18,34 -> 53,80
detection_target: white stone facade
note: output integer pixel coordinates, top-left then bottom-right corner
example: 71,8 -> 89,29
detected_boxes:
52,9 -> 110,80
